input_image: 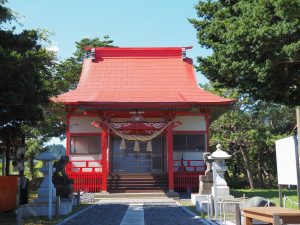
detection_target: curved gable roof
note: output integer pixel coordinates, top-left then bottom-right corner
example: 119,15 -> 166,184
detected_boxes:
52,47 -> 234,107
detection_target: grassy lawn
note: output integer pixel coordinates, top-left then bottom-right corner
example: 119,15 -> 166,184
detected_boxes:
231,189 -> 299,209
179,188 -> 299,221
180,199 -> 206,218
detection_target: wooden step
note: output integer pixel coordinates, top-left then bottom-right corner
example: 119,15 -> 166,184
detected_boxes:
108,173 -> 168,193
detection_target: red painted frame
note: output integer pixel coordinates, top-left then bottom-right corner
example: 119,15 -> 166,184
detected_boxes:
101,128 -> 108,192
66,160 -> 102,192
65,113 -> 210,193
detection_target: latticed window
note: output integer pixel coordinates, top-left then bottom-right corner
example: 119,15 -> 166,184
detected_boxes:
173,134 -> 205,151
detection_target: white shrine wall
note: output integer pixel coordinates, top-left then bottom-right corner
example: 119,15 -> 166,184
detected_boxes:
69,116 -> 101,133
173,116 -> 206,131
69,115 -> 102,163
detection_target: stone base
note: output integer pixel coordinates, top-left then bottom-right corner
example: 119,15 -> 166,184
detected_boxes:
211,186 -> 231,198
22,198 -> 73,217
191,194 -> 210,205
22,203 -> 56,217
199,175 -> 213,195
34,197 -> 57,204
59,199 -> 73,215
191,194 -> 211,213
166,190 -> 179,198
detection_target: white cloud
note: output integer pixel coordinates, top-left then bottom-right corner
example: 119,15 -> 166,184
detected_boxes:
47,137 -> 66,147
46,42 -> 59,52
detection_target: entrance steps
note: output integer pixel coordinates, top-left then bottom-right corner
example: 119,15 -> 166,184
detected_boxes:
94,192 -> 179,201
108,174 -> 168,193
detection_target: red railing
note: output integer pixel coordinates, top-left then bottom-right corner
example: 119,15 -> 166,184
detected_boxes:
66,160 -> 102,192
66,159 -> 205,193
174,160 -> 205,192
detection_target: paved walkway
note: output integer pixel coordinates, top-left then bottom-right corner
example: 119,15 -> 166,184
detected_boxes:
57,198 -> 212,225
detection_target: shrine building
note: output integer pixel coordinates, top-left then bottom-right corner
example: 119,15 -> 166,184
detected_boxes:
52,47 -> 234,194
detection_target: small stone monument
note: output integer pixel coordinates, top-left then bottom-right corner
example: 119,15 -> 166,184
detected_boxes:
209,144 -> 233,199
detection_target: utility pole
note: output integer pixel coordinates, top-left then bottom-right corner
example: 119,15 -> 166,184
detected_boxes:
296,107 -> 300,209
297,107 -> 300,154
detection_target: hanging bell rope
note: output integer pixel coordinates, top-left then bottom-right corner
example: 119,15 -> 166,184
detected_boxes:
93,120 -> 174,142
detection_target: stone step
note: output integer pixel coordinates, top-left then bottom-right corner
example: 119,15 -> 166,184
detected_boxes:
108,173 -> 169,193
95,192 -> 169,199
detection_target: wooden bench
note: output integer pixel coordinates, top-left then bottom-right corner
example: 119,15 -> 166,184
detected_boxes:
242,207 -> 300,225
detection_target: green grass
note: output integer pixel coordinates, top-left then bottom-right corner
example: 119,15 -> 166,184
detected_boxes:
231,189 -> 299,209
180,200 -> 207,218
179,188 -> 299,221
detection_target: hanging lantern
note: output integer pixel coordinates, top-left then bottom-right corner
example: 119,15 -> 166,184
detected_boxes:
146,141 -> 152,152
134,140 -> 140,152
120,138 -> 126,150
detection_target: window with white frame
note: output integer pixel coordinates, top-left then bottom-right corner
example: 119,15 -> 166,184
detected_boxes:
70,135 -> 101,154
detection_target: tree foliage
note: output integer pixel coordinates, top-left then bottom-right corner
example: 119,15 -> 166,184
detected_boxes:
42,36 -> 115,139
0,0 -> 55,130
0,1 -> 58,175
190,0 -> 300,106
204,83 -> 296,188
54,36 -> 115,94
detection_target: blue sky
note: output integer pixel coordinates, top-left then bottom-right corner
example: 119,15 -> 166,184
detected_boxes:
8,0 -> 210,80
7,0 -> 210,146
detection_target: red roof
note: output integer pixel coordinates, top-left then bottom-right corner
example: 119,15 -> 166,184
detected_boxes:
52,47 -> 234,107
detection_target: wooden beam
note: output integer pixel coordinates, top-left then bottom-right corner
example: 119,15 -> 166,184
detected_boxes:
167,125 -> 174,191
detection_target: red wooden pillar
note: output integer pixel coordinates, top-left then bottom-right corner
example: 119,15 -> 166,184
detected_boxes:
101,128 -> 108,192
167,125 -> 174,192
205,114 -> 210,152
66,114 -> 70,156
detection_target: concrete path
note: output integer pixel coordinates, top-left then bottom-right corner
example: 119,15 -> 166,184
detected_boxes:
57,198 -> 213,225
120,204 -> 144,225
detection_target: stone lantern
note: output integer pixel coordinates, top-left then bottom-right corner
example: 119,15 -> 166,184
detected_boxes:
209,144 -> 232,199
34,151 -> 56,219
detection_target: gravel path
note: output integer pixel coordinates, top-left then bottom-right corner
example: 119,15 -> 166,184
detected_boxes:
144,202 -> 205,225
62,203 -> 128,225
